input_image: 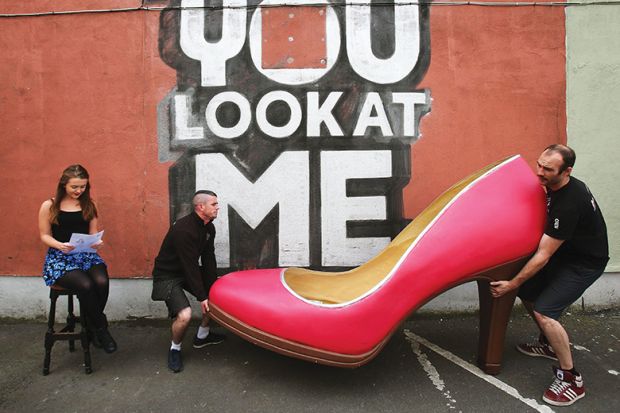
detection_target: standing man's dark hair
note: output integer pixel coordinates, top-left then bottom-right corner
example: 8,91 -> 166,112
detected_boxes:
151,189 -> 225,373
544,144 -> 576,172
491,144 -> 608,406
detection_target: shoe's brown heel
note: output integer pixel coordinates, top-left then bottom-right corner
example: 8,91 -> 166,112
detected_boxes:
476,257 -> 528,375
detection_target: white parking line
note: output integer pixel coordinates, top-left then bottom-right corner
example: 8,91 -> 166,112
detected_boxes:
572,344 -> 591,352
404,330 -> 555,413
408,338 -> 458,410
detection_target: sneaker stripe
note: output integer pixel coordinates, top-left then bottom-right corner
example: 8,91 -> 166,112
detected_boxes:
565,389 -> 577,399
516,342 -> 558,360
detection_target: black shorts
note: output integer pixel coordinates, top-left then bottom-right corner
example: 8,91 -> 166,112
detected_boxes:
165,281 -> 194,319
152,274 -> 215,319
517,258 -> 606,320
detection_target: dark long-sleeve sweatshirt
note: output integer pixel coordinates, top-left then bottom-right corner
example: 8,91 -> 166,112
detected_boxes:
152,212 -> 216,301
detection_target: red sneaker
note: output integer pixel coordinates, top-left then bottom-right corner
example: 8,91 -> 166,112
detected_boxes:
516,338 -> 557,360
542,366 -> 585,406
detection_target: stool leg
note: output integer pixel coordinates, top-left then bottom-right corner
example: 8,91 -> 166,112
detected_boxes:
78,300 -> 93,374
43,290 -> 58,375
67,294 -> 76,352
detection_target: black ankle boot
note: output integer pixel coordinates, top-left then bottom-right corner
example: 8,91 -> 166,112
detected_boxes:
95,328 -> 118,354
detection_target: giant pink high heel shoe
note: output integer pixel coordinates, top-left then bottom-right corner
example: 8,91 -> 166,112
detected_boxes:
208,155 -> 546,374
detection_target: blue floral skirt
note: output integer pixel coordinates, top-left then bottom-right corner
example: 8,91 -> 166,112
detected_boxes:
42,248 -> 106,286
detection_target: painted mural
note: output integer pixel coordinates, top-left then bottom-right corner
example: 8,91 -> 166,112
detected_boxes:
5,0 -> 617,317
157,0 -> 431,271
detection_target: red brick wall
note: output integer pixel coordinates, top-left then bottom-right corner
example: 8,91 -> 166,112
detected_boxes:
0,1 -> 565,277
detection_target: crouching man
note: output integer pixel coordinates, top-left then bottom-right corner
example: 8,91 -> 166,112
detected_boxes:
152,190 -> 225,373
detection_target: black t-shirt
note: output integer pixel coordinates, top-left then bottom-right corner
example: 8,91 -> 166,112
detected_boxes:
545,176 -> 609,268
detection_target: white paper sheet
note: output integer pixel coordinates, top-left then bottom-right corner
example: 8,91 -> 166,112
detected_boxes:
67,231 -> 104,254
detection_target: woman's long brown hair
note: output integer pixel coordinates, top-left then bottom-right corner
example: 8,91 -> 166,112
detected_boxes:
49,165 -> 98,225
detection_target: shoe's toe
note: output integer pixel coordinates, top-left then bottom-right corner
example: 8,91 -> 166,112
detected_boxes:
208,268 -> 388,357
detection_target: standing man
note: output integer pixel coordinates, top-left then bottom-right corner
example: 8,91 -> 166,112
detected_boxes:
491,144 -> 608,406
152,190 -> 225,373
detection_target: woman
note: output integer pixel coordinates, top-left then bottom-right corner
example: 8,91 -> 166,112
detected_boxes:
38,164 -> 117,353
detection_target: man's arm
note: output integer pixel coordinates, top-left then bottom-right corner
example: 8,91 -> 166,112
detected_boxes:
490,234 -> 564,298
201,224 -> 217,279
199,225 -> 217,315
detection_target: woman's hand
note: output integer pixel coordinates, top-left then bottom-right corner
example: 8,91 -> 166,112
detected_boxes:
57,242 -> 75,254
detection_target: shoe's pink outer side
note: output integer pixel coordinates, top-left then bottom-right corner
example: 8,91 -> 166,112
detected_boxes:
209,156 -> 546,356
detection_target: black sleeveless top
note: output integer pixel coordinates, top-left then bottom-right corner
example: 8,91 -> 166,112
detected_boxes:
51,211 -> 90,242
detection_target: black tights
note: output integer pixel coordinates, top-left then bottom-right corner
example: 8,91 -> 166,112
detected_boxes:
55,264 -> 109,329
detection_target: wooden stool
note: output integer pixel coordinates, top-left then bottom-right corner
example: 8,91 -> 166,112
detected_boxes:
43,285 -> 92,375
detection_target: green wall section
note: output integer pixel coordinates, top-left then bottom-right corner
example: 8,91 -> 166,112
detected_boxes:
567,1 -> 620,271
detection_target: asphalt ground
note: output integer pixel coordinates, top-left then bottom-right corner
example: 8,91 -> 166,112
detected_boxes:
1,308 -> 618,413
